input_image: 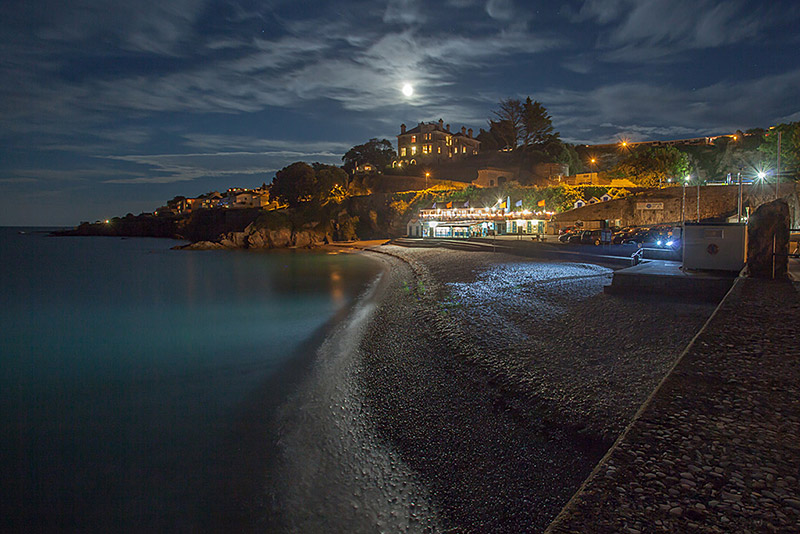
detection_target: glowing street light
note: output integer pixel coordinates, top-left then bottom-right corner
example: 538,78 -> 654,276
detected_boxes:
757,171 -> 766,180
425,171 -> 430,189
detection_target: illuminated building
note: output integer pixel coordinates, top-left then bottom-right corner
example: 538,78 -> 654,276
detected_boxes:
407,200 -> 552,239
394,119 -> 480,167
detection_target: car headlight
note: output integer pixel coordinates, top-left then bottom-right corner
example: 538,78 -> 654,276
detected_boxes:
657,240 -> 662,246
666,240 -> 674,247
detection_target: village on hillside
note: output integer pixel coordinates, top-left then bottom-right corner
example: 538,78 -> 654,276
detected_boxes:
131,105 -> 797,248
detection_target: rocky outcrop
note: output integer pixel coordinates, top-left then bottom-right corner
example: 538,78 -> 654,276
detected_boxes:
180,219 -> 333,250
746,199 -> 790,278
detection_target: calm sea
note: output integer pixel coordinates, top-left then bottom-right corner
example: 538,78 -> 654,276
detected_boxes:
0,228 -> 382,532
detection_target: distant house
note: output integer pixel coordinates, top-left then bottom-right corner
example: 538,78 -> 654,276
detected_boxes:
230,191 -> 263,209
588,196 -> 601,204
355,163 -> 376,174
600,193 -> 612,202
394,118 -> 480,167
574,200 -> 586,209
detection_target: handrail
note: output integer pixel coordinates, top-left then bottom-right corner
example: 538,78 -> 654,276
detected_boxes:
631,248 -> 645,266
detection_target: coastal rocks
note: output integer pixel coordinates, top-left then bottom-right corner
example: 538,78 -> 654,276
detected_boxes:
178,220 -> 330,250
746,199 -> 790,278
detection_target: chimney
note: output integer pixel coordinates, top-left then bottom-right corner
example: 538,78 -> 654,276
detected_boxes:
400,123 -> 406,134
461,126 -> 466,135
468,128 -> 473,138
446,124 -> 450,132
438,118 -> 444,129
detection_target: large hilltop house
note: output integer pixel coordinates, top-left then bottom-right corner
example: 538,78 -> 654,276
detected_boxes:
393,119 -> 480,168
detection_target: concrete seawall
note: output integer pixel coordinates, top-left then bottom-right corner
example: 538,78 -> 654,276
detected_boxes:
546,276 -> 800,533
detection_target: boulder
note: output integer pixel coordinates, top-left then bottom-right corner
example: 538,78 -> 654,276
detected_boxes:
267,227 -> 292,248
746,199 -> 790,278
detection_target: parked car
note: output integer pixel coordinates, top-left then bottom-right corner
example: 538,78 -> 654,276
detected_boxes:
580,229 -> 612,245
612,227 -> 636,244
567,231 -> 584,243
652,226 -> 682,249
559,229 -> 580,243
621,227 -> 654,246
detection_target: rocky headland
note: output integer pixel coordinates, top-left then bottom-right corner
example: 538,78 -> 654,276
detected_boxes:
53,194 -> 402,250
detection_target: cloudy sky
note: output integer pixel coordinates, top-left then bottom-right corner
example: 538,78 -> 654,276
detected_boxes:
2,0 -> 799,225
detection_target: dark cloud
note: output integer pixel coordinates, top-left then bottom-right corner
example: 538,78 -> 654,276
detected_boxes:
0,0 -> 798,224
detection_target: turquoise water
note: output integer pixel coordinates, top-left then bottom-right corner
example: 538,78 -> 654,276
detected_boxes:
0,228 -> 382,531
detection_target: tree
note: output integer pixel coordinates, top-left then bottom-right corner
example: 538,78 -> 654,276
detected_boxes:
612,146 -> 690,187
490,97 -> 559,151
475,128 -> 500,151
521,97 -> 558,147
758,122 -> 800,178
270,162 -> 317,207
271,162 -> 350,207
313,164 -> 349,204
488,119 -> 517,150
491,98 -> 524,149
342,138 -> 396,172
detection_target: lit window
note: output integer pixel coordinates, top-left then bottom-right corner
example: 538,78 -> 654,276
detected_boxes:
411,135 -> 416,143
400,147 -> 406,156
411,146 -> 417,155
462,146 -> 466,154
422,145 -> 430,154
437,147 -> 441,154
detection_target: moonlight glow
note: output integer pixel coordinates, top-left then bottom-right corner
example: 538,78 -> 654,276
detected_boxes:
401,83 -> 414,97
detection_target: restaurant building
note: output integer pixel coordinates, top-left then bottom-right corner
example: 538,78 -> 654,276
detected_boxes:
407,201 -> 552,239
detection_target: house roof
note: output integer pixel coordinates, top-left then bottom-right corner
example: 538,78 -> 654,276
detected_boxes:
399,122 -> 449,136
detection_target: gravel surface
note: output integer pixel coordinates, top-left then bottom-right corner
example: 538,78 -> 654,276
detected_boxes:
355,244 -> 716,532
547,277 -> 800,534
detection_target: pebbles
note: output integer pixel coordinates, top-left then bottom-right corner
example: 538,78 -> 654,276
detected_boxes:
355,245 -> 717,532
547,278 -> 800,533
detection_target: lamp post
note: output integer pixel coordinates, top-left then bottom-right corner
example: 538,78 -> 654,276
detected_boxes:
696,179 -> 700,222
682,175 -> 690,265
737,170 -> 743,222
425,171 -> 430,189
776,131 -> 782,200
682,176 -> 689,226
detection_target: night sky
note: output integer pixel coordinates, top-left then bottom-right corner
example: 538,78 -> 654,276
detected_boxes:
2,0 -> 799,225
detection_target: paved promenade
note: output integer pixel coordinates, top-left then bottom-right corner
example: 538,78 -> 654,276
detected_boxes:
546,275 -> 800,533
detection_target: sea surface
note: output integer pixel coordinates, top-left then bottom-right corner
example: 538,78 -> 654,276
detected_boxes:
0,228 -> 383,532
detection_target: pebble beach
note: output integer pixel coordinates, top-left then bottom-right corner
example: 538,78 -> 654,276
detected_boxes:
275,242 -> 716,533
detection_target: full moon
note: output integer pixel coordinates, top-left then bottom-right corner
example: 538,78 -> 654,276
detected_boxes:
401,83 -> 414,97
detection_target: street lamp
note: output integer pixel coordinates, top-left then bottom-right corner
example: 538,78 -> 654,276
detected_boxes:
425,171 -> 430,189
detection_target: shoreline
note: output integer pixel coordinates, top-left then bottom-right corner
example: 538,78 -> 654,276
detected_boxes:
200,250 -> 392,532
207,242 -> 717,532
350,244 -> 717,531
